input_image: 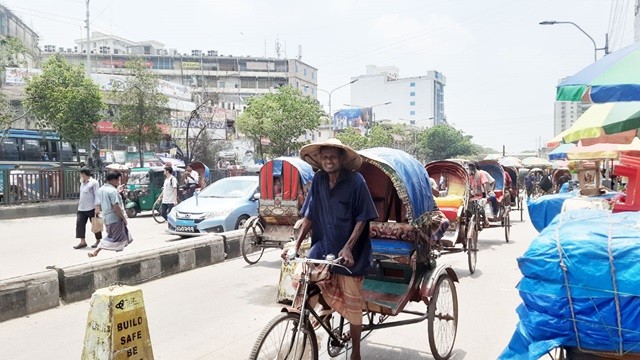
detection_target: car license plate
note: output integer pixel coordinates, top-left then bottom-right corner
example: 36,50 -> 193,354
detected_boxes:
176,219 -> 196,233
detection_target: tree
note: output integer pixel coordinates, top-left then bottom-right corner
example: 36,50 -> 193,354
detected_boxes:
236,86 -> 323,159
418,124 -> 481,161
111,58 -> 168,166
24,54 -> 104,145
336,123 -> 396,150
336,127 -> 368,150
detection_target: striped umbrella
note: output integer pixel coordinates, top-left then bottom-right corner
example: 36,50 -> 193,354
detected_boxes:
557,42 -> 640,103
560,102 -> 640,144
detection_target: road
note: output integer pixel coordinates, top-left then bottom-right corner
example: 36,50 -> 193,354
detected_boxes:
0,208 -> 537,359
0,211 -> 181,279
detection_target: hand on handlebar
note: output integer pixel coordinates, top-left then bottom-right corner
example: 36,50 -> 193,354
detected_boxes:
338,247 -> 355,267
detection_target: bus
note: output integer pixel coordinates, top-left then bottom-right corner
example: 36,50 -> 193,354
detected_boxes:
0,129 -> 74,163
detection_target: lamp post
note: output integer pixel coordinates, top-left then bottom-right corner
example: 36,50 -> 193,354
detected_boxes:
311,79 -> 359,118
539,20 -> 609,62
85,0 -> 91,77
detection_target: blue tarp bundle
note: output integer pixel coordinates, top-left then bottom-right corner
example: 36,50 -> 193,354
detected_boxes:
527,191 -> 618,232
500,209 -> 640,359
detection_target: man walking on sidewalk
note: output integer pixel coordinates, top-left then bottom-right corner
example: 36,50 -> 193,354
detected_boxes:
73,167 -> 102,249
160,166 -> 178,220
88,172 -> 132,257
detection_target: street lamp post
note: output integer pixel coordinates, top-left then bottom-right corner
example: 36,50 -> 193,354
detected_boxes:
539,20 -> 609,62
313,79 -> 359,118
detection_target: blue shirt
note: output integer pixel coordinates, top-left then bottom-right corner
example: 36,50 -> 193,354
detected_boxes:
97,183 -> 124,225
302,169 -> 378,276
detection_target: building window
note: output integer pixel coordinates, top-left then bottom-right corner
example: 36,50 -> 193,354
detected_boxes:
303,68 -> 307,76
295,63 -> 299,73
311,72 -> 315,80
410,111 -> 416,116
296,81 -> 299,88
410,82 -> 416,87
410,101 -> 415,106
410,92 -> 415,96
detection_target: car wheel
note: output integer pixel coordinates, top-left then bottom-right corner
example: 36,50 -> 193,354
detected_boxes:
235,215 -> 250,230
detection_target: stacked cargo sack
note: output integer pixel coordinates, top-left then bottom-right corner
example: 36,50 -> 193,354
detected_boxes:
501,209 -> 640,359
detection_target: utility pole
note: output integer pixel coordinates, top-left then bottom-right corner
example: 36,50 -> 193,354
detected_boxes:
85,0 -> 91,77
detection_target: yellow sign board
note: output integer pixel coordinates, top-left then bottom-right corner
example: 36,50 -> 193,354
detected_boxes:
181,61 -> 200,69
82,285 -> 154,360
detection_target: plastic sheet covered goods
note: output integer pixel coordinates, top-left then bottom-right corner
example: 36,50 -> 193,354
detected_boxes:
500,209 -> 640,359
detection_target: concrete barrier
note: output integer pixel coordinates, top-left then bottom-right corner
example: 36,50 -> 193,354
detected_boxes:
0,229 -> 249,322
56,231 -> 241,303
0,269 -> 60,322
0,200 -> 77,220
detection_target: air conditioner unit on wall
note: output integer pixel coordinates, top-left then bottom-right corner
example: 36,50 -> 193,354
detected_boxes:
127,146 -> 137,152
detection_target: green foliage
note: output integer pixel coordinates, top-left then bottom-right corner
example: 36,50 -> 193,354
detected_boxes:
418,124 -> 481,161
335,127 -> 368,150
236,86 -> 323,159
110,58 -> 168,165
0,38 -> 32,130
24,54 -> 104,144
336,123 -> 396,150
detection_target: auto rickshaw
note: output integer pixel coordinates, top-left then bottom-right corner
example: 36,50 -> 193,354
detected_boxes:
125,167 -> 184,218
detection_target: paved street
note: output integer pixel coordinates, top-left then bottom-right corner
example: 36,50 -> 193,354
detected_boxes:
0,207 -> 537,359
0,211 -> 181,279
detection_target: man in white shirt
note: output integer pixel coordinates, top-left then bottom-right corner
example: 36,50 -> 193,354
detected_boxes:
74,168 -> 102,249
161,166 -> 178,220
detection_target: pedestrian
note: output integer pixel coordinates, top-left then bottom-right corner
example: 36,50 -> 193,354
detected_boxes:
160,166 -> 178,220
73,167 -> 102,249
286,138 -> 378,360
183,164 -> 199,197
88,172 -> 132,257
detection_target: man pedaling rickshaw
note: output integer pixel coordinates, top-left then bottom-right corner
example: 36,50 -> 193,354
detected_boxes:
468,162 -> 498,226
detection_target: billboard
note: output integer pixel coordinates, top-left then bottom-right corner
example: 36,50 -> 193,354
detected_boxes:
332,107 -> 373,133
4,67 -> 42,85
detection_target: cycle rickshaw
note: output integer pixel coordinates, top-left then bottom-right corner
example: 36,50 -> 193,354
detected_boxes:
552,168 -> 572,193
241,157 -> 314,265
250,147 -> 459,360
503,165 -> 524,221
478,160 -> 511,242
426,160 -> 482,274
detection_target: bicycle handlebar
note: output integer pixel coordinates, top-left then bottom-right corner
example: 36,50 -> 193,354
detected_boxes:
286,253 -> 353,274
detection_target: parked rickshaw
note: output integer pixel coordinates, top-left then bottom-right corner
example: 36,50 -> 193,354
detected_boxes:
503,165 -> 524,221
250,148 -> 459,360
478,160 -> 511,242
426,160 -> 481,274
552,168 -> 571,193
241,157 -> 314,265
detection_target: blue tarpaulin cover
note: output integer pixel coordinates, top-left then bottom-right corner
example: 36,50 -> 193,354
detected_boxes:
500,209 -> 640,359
527,191 -> 618,232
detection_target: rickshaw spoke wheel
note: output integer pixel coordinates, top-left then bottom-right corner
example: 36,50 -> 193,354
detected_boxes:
428,274 -> 458,360
152,200 -> 165,224
467,215 -> 478,274
241,219 -> 265,265
504,212 -> 510,243
249,312 -> 318,360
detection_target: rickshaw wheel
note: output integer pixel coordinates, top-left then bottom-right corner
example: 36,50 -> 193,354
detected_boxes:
504,212 -> 511,243
466,215 -> 478,274
428,274 -> 458,360
151,201 -> 165,224
249,312 -> 318,360
241,219 -> 265,265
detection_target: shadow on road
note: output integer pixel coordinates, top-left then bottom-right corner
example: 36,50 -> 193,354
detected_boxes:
357,340 -> 467,360
452,267 -> 483,280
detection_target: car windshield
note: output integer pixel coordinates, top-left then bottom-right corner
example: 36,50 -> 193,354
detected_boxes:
129,172 -> 150,185
199,178 -> 256,198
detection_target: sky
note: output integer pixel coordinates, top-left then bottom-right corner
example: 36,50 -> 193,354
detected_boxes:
3,0 -> 637,153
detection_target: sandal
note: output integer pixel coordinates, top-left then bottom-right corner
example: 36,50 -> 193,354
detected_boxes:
311,308 -> 333,330
73,243 -> 87,249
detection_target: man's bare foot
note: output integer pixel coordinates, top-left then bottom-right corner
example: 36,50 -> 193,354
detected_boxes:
87,252 -> 97,258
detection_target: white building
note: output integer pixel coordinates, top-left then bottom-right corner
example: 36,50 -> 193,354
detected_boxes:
635,0 -> 640,42
349,65 -> 445,128
553,77 -> 590,135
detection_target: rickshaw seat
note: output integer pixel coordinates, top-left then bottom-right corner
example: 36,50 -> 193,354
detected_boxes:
368,222 -> 416,286
370,239 -> 414,257
434,195 -> 464,209
494,190 -> 503,202
438,206 -> 459,222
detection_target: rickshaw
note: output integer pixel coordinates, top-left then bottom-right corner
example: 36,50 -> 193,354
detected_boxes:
552,168 -> 571,193
177,160 -> 211,201
241,157 -> 314,265
250,148 -> 459,360
426,160 -> 481,274
125,167 -> 184,220
477,160 -> 511,242
503,165 -> 524,221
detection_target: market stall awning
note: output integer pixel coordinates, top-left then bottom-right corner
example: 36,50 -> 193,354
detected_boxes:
561,102 -> 640,144
566,138 -> 640,160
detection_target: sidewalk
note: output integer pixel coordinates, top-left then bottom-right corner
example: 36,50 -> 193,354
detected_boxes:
0,213 -> 181,280
0,200 -> 78,220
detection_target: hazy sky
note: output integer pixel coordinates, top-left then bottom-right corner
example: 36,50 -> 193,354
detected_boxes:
3,0 -> 636,152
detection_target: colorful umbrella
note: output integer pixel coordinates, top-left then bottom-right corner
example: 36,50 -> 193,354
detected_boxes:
561,102 -> 640,144
557,42 -> 640,103
499,156 -> 523,168
521,157 -> 552,168
566,138 -> 640,160
548,143 -> 575,160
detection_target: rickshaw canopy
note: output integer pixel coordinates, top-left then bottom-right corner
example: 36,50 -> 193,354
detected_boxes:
478,160 -> 506,191
358,147 -> 435,222
259,157 -> 313,201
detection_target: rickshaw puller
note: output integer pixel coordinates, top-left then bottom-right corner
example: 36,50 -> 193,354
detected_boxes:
286,139 -> 378,360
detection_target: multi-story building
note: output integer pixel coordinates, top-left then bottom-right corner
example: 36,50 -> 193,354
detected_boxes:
349,65 -> 446,129
553,77 -> 590,135
45,32 -> 318,110
636,0 -> 640,42
0,4 -> 40,68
